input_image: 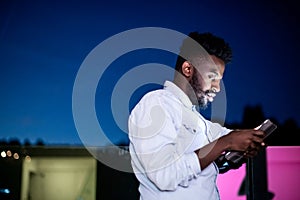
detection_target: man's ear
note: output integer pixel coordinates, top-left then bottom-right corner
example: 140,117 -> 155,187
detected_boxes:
182,61 -> 194,78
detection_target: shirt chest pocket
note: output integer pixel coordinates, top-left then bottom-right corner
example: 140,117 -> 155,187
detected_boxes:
175,111 -> 206,153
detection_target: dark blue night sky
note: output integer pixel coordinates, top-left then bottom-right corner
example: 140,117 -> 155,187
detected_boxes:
0,0 -> 299,146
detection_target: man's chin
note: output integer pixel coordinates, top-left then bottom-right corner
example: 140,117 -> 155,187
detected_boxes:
198,98 -> 209,110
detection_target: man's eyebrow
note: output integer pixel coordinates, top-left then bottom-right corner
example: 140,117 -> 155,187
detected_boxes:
209,70 -> 223,79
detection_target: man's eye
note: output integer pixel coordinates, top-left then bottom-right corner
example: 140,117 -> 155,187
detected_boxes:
208,75 -> 216,80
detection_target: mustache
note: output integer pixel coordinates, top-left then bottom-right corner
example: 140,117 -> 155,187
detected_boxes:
204,89 -> 216,95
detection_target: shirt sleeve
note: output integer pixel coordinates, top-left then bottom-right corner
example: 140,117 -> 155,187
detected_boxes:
128,93 -> 201,191
207,121 -> 232,142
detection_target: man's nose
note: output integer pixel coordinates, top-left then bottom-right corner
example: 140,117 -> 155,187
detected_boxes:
212,80 -> 221,92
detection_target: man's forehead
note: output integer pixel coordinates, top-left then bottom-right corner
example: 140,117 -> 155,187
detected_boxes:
192,55 -> 225,75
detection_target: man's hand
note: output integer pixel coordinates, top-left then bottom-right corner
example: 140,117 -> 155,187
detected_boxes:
224,129 -> 265,157
196,129 -> 265,171
215,129 -> 265,173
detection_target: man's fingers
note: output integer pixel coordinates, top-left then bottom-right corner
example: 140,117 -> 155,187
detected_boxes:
253,130 -> 265,137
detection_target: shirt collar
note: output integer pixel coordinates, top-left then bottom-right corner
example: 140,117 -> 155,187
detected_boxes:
164,80 -> 193,109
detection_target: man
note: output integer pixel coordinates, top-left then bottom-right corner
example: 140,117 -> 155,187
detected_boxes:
128,32 -> 265,199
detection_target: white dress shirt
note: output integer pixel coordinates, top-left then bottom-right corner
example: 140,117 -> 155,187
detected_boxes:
128,80 -> 231,200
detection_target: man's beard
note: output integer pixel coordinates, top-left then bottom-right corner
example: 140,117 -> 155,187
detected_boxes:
190,73 -> 210,110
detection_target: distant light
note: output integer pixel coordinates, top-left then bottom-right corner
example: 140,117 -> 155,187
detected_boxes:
25,155 -> 31,162
6,150 -> 12,157
0,188 -> 10,194
1,151 -> 6,158
13,153 -> 19,159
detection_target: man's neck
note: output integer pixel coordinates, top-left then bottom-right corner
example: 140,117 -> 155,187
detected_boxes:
173,77 -> 198,105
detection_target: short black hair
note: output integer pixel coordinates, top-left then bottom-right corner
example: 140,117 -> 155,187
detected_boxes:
175,32 -> 232,73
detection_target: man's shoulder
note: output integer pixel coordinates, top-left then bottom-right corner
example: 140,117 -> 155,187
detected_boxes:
130,88 -> 182,121
131,88 -> 180,114
141,88 -> 178,103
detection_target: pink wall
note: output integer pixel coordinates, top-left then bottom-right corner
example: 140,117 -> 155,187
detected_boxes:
217,146 -> 300,200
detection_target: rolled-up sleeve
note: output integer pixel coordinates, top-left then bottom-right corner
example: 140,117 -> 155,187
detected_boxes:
208,121 -> 232,142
